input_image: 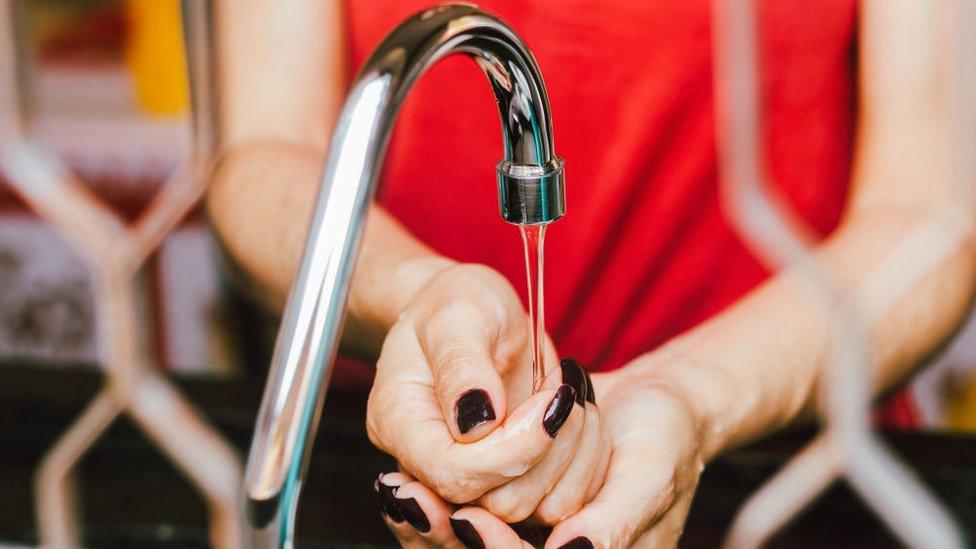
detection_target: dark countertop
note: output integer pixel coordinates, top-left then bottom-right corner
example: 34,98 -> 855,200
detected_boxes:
1,364 -> 974,548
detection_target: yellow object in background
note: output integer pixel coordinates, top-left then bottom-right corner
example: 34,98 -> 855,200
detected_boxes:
947,375 -> 976,431
125,0 -> 187,115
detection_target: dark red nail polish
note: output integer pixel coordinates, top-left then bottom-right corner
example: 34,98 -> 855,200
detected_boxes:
558,537 -> 595,549
560,358 -> 595,406
397,497 -> 431,533
456,389 -> 496,434
450,517 -> 485,549
582,366 -> 596,405
543,384 -> 576,437
378,479 -> 404,523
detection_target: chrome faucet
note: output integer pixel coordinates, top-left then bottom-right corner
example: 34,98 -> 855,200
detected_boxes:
242,4 -> 565,546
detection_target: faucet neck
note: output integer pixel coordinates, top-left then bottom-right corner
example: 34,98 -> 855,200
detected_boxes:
351,4 -> 565,224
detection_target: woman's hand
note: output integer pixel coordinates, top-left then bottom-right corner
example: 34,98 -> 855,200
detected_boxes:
378,357 -> 706,548
373,360 -> 609,547
367,263 -> 607,521
537,366 -> 705,548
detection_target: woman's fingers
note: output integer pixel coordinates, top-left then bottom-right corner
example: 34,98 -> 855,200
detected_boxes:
544,395 -> 701,548
377,472 -> 467,548
558,359 -> 596,406
365,263 -> 590,511
377,379 -> 580,503
584,427 -> 612,502
477,359 -> 598,523
416,301 -> 563,444
370,318 -> 583,503
543,439 -> 664,549
534,360 -> 603,523
533,402 -> 604,524
408,263 -> 543,443
476,399 -> 586,523
415,299 -> 511,442
392,479 -> 464,547
451,507 -> 535,548
632,487 -> 697,548
377,473 -> 425,547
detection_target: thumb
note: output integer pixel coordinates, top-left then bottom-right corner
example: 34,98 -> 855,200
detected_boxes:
544,413 -> 701,548
545,443 -> 667,549
415,300 -> 517,442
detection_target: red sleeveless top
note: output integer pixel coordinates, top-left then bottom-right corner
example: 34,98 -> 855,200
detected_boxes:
343,1 -> 857,370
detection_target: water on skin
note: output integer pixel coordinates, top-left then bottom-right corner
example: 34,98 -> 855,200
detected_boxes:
520,224 -> 547,393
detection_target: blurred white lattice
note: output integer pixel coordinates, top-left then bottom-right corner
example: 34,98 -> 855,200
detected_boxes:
0,1 -> 242,547
713,0 -> 969,547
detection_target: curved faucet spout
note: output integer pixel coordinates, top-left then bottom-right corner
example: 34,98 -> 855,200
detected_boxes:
242,5 -> 565,546
347,3 -> 566,225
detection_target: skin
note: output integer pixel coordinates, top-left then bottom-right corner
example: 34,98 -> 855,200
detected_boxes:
210,0 -> 976,546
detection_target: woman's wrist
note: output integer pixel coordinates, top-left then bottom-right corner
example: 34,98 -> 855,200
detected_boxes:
610,344 -> 754,462
356,253 -> 458,328
344,244 -> 456,353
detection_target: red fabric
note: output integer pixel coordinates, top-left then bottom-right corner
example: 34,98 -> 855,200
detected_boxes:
875,391 -> 921,430
339,0 -> 907,418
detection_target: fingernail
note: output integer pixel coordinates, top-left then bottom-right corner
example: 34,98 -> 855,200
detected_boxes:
450,517 -> 486,549
558,537 -> 595,549
377,478 -> 404,523
396,496 -> 431,533
582,366 -> 596,405
543,383 -> 576,437
456,389 -> 496,434
560,358 -> 595,406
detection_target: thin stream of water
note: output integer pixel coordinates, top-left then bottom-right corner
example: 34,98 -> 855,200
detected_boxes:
520,224 -> 547,393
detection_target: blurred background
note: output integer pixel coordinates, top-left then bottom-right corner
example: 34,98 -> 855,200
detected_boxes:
0,0 -> 263,377
2,1 -> 976,547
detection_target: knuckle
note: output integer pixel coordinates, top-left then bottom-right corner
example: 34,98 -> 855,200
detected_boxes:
430,339 -> 477,371
426,470 -> 480,504
533,505 -> 563,526
534,494 -> 583,526
364,416 -> 389,456
447,264 -> 519,316
430,298 -> 483,326
365,418 -> 382,450
440,485 -> 474,505
482,489 -> 536,523
452,263 -> 505,286
365,388 -> 396,454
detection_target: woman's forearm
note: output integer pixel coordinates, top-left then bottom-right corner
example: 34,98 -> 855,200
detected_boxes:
211,0 -> 456,358
208,140 -> 455,358
217,0 -> 345,149
617,205 -> 976,460
612,0 -> 976,462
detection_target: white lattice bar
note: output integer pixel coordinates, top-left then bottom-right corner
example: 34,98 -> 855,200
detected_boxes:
0,1 -> 243,547
713,0 -> 967,547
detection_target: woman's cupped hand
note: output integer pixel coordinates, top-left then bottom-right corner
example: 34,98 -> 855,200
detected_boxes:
372,296 -> 708,549
365,263 -> 611,544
